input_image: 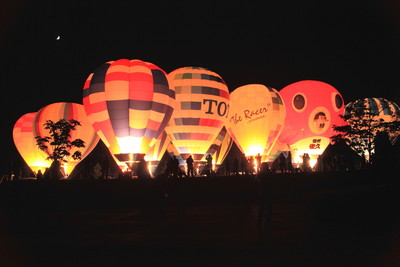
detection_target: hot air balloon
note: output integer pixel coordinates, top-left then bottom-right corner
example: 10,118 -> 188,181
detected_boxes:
344,98 -> 400,157
226,84 -> 286,160
82,59 -> 175,170
13,112 -> 50,173
278,80 -> 346,168
33,102 -> 100,175
345,98 -> 400,136
164,67 -> 230,166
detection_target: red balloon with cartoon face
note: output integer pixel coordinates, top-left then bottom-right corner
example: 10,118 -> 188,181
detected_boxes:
279,80 -> 346,166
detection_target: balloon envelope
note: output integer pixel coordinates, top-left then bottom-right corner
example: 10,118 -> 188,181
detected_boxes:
278,80 -> 346,166
165,67 -> 230,161
82,59 -> 175,164
226,84 -> 286,158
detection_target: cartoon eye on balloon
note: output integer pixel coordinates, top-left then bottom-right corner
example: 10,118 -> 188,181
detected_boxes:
164,67 -> 230,164
13,103 -> 100,175
83,59 -> 175,169
279,80 -> 346,167
226,84 -> 286,159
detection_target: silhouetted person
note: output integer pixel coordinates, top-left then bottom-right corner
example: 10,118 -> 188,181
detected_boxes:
186,155 -> 194,177
257,162 -> 273,228
171,156 -> 180,178
287,151 -> 293,173
255,153 -> 262,173
9,161 -> 21,181
233,158 -> 239,175
100,158 -> 110,179
240,154 -> 247,174
302,153 -> 311,172
225,159 -> 231,176
248,156 -> 255,174
205,154 -> 213,176
278,153 -> 287,173
36,169 -> 43,180
136,158 -> 151,180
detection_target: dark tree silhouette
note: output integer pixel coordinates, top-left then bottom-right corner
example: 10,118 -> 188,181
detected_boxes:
331,99 -> 400,164
35,119 -> 86,165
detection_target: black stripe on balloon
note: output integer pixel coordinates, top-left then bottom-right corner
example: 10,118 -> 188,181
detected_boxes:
367,98 -> 379,116
379,98 -> 392,116
107,100 -> 130,138
151,69 -> 175,98
174,118 -> 200,125
154,106 -> 174,138
107,100 -> 174,139
126,100 -> 172,113
157,131 -> 168,157
87,63 -> 111,95
393,101 -> 400,116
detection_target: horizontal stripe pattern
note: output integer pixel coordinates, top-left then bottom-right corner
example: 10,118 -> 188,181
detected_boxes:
175,85 -> 229,100
83,59 -> 175,156
165,67 -> 230,156
173,132 -> 213,141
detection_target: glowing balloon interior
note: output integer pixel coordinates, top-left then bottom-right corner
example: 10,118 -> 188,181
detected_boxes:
226,84 -> 286,158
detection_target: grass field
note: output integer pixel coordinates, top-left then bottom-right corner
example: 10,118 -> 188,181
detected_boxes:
1,170 -> 399,266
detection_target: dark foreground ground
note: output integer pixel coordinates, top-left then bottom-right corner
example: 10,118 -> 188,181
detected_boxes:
1,170 -> 400,266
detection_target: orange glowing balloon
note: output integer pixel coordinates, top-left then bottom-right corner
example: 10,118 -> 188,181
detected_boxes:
33,102 -> 100,174
13,112 -> 50,173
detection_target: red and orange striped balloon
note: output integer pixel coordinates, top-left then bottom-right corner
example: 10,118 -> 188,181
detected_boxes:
82,59 -> 175,163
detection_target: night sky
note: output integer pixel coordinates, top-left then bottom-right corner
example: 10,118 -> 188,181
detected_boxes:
1,1 -> 399,173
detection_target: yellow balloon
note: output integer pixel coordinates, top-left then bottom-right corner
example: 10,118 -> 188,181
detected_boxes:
226,84 -> 286,158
